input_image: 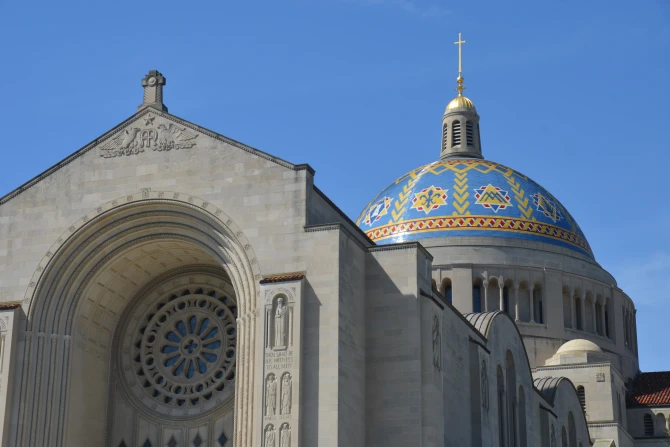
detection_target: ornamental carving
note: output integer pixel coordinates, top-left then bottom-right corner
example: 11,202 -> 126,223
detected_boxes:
99,122 -> 198,158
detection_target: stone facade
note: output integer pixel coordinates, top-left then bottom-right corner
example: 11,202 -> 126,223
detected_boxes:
0,71 -> 666,447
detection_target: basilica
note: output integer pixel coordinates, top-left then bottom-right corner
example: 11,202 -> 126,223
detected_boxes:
0,43 -> 668,447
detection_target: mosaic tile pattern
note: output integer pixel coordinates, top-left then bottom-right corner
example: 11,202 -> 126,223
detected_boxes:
356,158 -> 593,259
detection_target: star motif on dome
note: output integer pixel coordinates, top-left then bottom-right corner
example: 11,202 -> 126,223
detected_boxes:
363,197 -> 393,226
474,184 -> 511,213
411,186 -> 448,215
532,193 -> 563,223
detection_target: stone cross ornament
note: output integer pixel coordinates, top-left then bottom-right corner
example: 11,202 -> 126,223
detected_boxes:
139,70 -> 168,112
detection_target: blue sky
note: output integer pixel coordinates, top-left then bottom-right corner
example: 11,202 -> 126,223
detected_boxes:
0,0 -> 669,371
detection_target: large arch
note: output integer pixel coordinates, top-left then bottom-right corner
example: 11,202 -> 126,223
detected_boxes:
11,191 -> 261,447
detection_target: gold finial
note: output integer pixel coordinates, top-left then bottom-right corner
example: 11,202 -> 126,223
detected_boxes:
454,33 -> 466,96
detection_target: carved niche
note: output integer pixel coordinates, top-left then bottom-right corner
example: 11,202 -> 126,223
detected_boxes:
99,115 -> 198,158
260,281 -> 303,447
265,373 -> 277,416
279,423 -> 291,447
264,424 -> 276,447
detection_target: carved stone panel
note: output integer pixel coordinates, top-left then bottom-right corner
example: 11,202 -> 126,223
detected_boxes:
99,117 -> 198,158
259,280 -> 303,447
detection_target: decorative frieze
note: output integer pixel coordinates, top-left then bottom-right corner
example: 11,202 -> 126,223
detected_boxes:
99,118 -> 198,158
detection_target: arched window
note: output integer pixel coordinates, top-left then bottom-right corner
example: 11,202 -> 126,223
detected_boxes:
473,280 -> 482,313
657,413 -> 667,436
584,292 -> 594,333
518,282 -> 530,322
605,298 -> 611,338
442,278 -> 453,304
568,412 -> 577,447
577,386 -> 586,412
595,301 -> 603,335
518,386 -> 527,447
574,295 -> 583,330
561,426 -> 568,447
503,286 -> 510,314
506,352 -> 517,447
497,366 -> 506,447
442,123 -> 448,151
466,120 -> 474,146
452,120 -> 462,147
533,285 -> 543,324
644,413 -> 654,436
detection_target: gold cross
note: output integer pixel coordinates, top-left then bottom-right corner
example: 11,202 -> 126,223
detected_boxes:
454,33 -> 466,76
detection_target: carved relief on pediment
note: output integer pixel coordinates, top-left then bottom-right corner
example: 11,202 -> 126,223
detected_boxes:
99,115 -> 198,158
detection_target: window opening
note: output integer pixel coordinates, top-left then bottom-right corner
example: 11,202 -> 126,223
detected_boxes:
473,285 -> 482,312
452,121 -> 462,147
644,413 -> 654,436
466,121 -> 474,146
577,386 -> 586,412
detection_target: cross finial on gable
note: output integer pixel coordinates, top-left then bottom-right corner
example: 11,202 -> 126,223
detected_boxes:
138,70 -> 168,112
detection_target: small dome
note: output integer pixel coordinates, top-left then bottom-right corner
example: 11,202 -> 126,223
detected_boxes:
446,95 -> 476,112
556,339 -> 603,354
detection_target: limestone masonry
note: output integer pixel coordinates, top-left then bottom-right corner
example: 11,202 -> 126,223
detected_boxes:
0,67 -> 666,447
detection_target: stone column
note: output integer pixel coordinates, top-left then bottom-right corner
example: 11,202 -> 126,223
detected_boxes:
514,285 -> 520,322
499,284 -> 505,313
530,285 -> 536,323
483,280 -> 489,312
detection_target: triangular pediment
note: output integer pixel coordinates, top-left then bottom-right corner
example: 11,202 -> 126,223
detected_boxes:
0,108 -> 309,206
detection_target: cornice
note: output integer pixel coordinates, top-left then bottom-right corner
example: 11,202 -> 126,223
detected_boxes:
367,241 -> 434,261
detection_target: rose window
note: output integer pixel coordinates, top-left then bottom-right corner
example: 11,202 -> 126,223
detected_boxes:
120,286 -> 237,416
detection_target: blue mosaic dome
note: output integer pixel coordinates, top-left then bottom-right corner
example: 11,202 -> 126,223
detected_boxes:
355,158 -> 594,259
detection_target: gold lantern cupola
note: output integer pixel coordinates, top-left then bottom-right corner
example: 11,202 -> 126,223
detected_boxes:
440,33 -> 482,160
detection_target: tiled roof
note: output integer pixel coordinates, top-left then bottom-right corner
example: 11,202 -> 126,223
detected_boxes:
463,311 -> 501,338
533,377 -> 574,406
0,302 -> 21,310
628,372 -> 670,406
259,274 -> 305,284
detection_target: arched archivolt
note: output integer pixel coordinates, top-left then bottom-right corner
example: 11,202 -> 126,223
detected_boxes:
12,191 -> 262,447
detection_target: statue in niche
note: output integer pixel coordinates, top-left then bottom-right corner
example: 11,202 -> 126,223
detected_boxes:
263,424 -> 275,447
281,373 -> 292,415
274,297 -> 288,348
280,423 -> 291,447
432,314 -> 441,370
266,374 -> 277,416
264,424 -> 275,447
550,424 -> 557,447
481,360 -> 489,409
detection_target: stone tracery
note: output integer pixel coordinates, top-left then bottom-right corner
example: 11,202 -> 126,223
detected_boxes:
120,282 -> 237,415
